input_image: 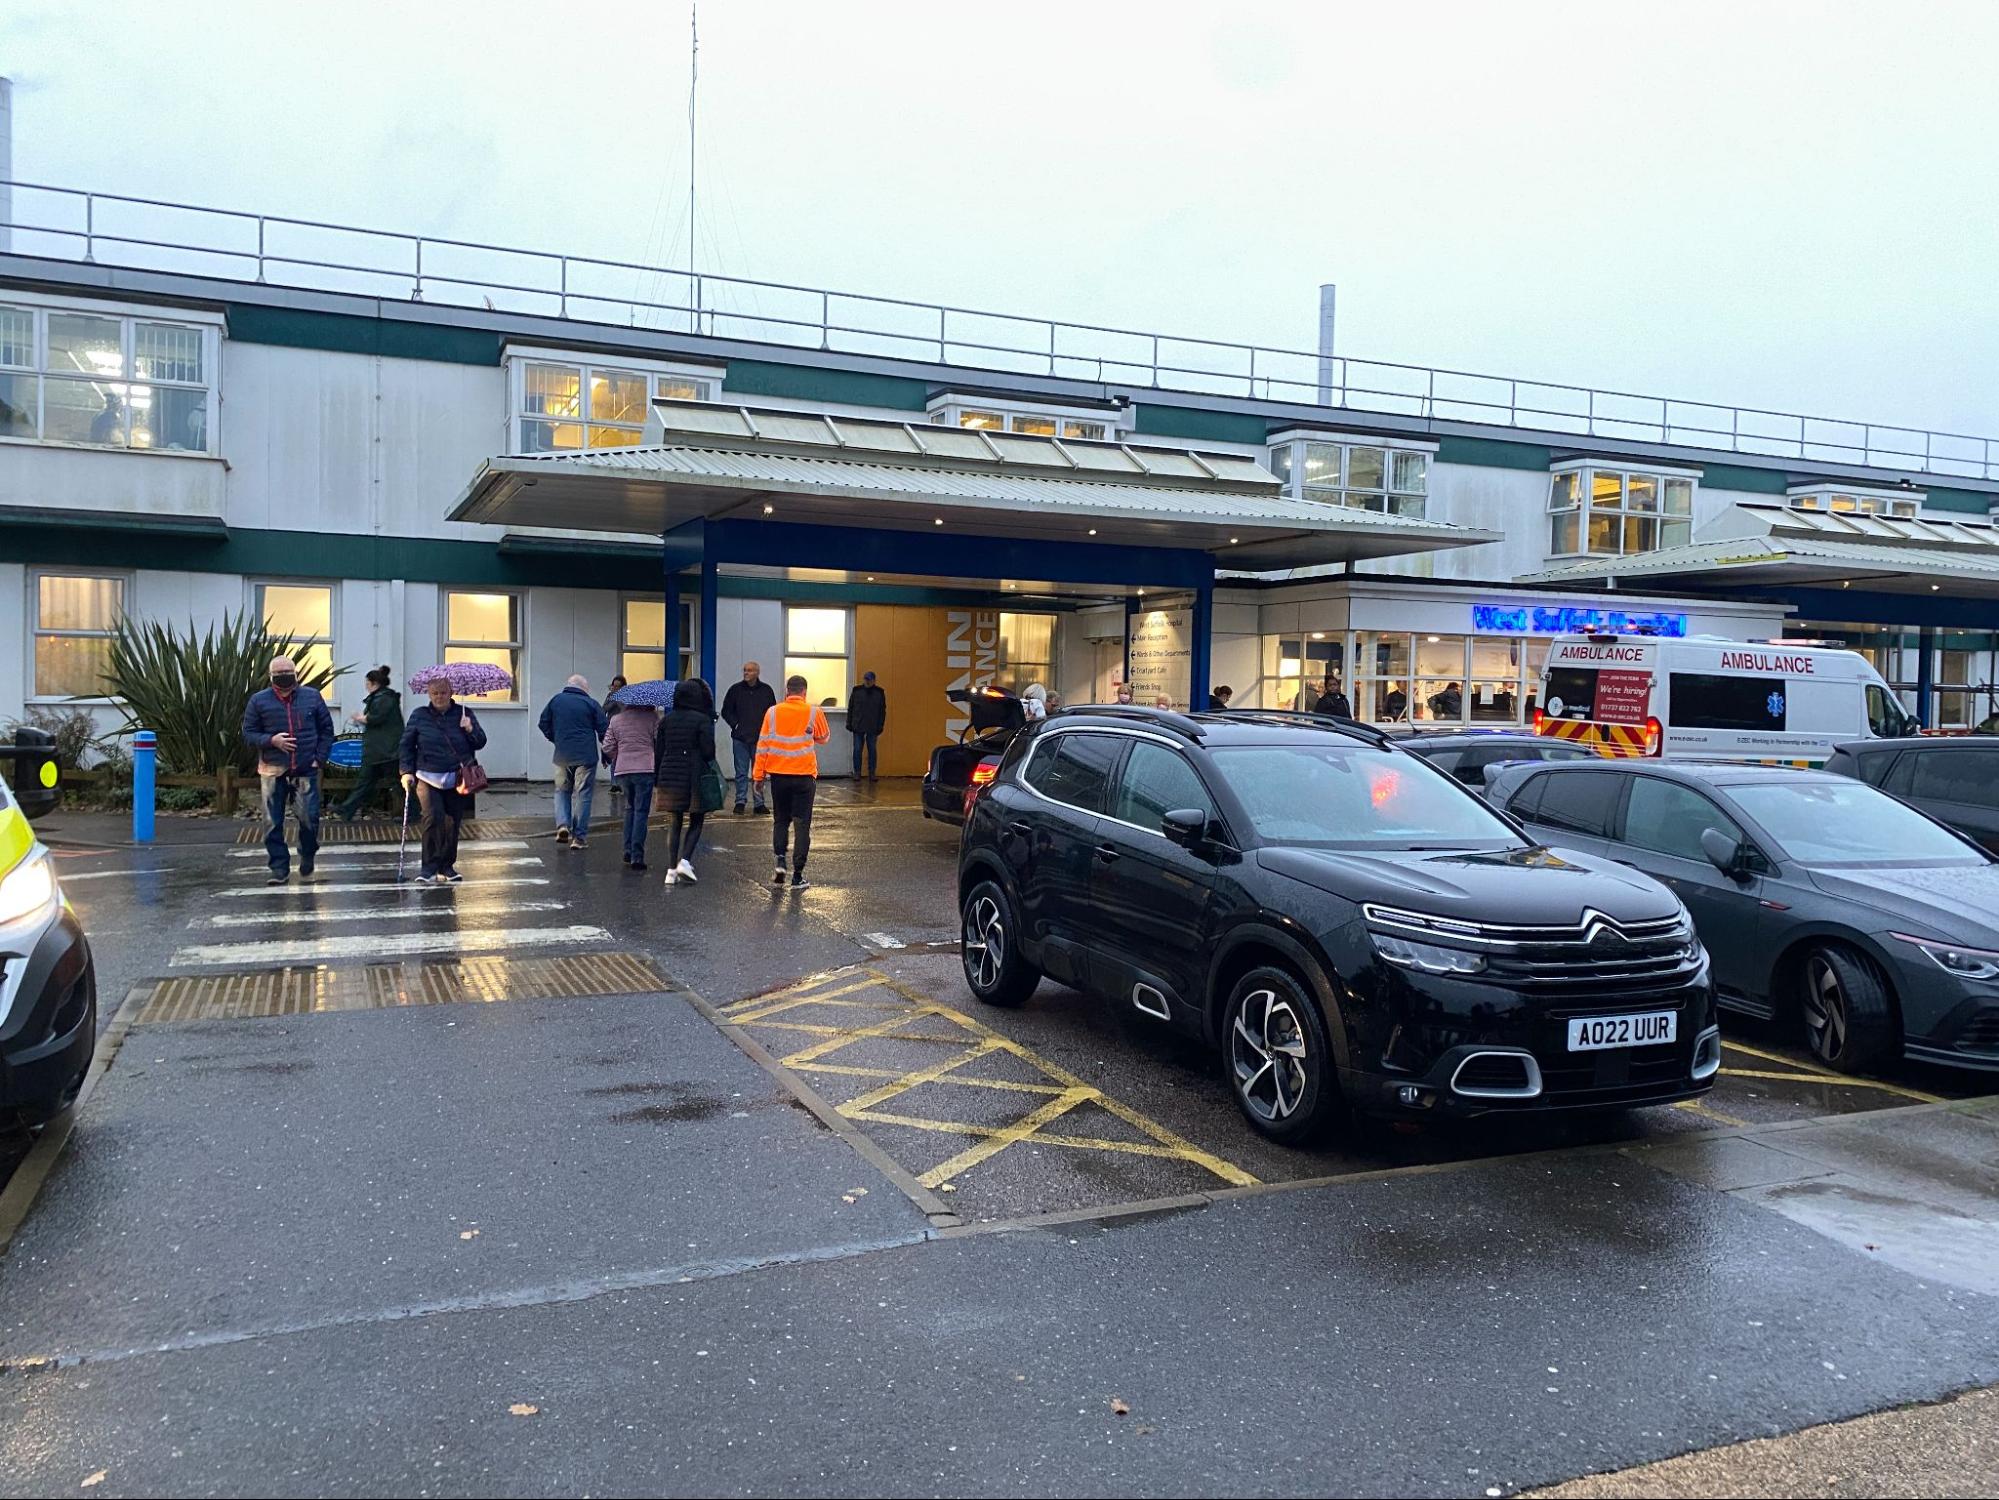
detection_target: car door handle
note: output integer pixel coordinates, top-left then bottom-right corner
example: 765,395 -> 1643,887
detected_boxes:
1094,844 -> 1121,863
1009,821 -> 1033,838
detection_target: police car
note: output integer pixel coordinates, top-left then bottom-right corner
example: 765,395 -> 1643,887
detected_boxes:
0,751 -> 96,1130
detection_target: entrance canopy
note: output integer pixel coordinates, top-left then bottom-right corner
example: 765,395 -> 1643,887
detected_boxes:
1521,502 -> 1999,601
449,402 -> 1497,571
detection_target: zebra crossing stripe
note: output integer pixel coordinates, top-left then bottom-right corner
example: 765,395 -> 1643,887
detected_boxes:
219,877 -> 549,898
170,924 -> 612,967
226,840 -> 530,858
233,856 -> 543,879
193,900 -> 572,929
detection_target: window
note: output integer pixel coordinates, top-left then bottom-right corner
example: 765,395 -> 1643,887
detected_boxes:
1549,465 -> 1694,556
620,596 -> 695,685
1024,733 -> 1121,814
993,613 -> 1055,695
1266,633 -> 1345,713
1867,684 -> 1915,739
513,357 -> 714,452
927,398 -> 1111,442
783,606 -> 849,709
1206,743 -> 1521,849
1112,742 -> 1217,833
1908,749 -> 1999,810
1727,780 -> 1981,866
1533,770 -> 1624,838
33,572 -> 125,697
1272,438 -> 1429,518
1668,673 -> 1787,732
1621,777 -> 1745,862
254,584 -> 336,691
0,302 -> 214,452
1789,488 -> 1920,519
443,591 -> 521,702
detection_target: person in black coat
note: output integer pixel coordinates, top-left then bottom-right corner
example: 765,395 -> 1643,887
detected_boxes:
721,663 -> 778,814
398,680 -> 487,883
846,671 -> 887,780
655,677 -> 718,886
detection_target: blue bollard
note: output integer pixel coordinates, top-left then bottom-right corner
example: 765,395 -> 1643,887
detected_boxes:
132,730 -> 157,844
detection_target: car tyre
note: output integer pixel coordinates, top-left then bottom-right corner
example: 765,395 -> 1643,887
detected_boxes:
1223,965 -> 1338,1145
960,879 -> 1040,1008
1800,945 -> 1897,1073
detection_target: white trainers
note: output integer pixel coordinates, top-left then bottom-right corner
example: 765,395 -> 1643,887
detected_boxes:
676,859 -> 698,883
663,869 -> 680,886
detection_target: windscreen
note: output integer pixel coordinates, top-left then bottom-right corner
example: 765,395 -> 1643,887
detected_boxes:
1543,668 -> 1599,721
1729,780 -> 1986,866
1208,744 -> 1527,850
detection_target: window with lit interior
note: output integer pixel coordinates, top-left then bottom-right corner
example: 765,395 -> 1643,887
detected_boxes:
0,302 -> 214,452
1548,465 -> 1694,557
443,591 -> 522,702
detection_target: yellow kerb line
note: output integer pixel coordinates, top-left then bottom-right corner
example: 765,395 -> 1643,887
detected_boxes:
1719,1066 -> 1944,1103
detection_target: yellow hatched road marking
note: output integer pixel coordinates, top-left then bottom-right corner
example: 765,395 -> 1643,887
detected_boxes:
1719,1066 -> 1944,1103
1720,1038 -> 1946,1104
1672,1097 -> 1751,1128
799,1061 -> 1067,1097
723,976 -> 885,1019
915,1087 -> 1095,1188
841,1036 -> 1012,1114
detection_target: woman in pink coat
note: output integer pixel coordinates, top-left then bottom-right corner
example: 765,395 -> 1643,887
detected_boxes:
602,700 -> 662,871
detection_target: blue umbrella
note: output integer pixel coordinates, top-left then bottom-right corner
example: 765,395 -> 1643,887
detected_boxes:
608,679 -> 676,709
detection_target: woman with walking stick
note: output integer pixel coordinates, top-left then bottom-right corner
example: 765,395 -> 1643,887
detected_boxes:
398,678 -> 488,885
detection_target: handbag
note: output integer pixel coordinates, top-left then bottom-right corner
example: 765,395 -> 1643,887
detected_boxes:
697,756 -> 725,813
458,759 -> 490,797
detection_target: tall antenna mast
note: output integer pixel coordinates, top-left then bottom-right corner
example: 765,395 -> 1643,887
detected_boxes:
689,2 -> 700,333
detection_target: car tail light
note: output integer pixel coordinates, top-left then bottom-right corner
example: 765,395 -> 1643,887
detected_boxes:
970,758 -> 1000,786
1532,708 -> 1546,734
1643,716 -> 1664,756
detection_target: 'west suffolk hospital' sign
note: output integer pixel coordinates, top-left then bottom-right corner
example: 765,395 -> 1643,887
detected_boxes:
1470,605 -> 1688,637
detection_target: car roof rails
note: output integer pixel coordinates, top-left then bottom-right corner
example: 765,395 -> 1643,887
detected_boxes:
1066,704 -> 1209,739
1220,710 -> 1396,747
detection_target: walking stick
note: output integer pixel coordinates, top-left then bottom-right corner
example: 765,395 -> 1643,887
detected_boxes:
396,782 -> 414,883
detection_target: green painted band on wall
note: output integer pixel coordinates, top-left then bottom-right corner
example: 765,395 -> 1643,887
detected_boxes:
1698,463 -> 1790,495
1132,404 -> 1268,447
1436,435 -> 1553,471
722,359 -> 928,411
1923,486 -> 1996,516
225,305 -> 503,366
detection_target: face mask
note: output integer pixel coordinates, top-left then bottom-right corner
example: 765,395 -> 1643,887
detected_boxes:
272,673 -> 298,691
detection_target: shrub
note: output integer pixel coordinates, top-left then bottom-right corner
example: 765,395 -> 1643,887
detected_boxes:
158,785 -> 214,812
3,705 -> 108,769
101,611 -> 344,777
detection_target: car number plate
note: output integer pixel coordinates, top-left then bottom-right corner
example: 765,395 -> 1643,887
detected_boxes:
1567,1010 -> 1677,1051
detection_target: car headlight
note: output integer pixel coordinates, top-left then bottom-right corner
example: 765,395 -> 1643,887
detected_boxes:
1892,932 -> 1999,982
1371,933 -> 1487,975
0,848 -> 59,929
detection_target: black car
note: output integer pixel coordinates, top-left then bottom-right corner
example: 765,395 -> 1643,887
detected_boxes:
1825,737 -> 1999,854
1486,759 -> 1999,1074
955,707 -> 1718,1143
922,686 -> 1027,826
1397,729 -> 1601,789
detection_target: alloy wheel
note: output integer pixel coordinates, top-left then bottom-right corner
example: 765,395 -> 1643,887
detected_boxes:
1803,955 -> 1848,1061
963,894 -> 1005,991
1232,988 -> 1309,1123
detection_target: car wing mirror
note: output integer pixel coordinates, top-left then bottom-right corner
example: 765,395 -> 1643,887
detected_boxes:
1162,807 -> 1208,848
1699,827 -> 1763,880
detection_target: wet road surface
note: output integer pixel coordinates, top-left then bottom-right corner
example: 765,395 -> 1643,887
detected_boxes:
2,788 -> 1995,1495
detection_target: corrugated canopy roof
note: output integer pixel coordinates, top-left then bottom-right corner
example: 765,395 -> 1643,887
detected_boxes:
448,403 -> 1501,570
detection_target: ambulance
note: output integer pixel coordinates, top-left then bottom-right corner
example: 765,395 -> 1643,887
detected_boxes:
1535,633 -> 1918,766
0,767 -> 96,1129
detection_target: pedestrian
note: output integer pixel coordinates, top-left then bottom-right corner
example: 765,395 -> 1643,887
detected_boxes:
399,680 -> 487,885
721,660 -> 778,815
538,674 -> 609,849
608,674 -> 628,699
1427,681 -> 1464,720
656,678 -> 720,886
847,669 -> 887,781
242,654 -> 335,885
602,695 -> 660,872
1022,683 -> 1049,721
753,673 -> 831,890
1318,674 -> 1353,719
1383,682 -> 1409,721
1154,694 -> 1173,708
1207,685 -> 1234,711
1114,682 -> 1134,705
335,665 -> 404,820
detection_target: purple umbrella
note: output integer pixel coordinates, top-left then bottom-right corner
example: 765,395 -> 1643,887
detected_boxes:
607,678 -> 675,710
408,661 -> 514,696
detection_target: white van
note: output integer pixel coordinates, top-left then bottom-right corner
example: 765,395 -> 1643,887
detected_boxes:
1535,634 -> 1917,766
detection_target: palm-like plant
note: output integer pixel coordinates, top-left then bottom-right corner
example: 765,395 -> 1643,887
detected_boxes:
100,611 -> 344,775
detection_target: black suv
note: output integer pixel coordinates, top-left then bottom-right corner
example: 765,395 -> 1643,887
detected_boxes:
1825,737 -> 1999,854
955,708 -> 1719,1143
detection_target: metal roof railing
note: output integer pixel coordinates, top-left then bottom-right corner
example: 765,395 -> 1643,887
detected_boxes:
2,178 -> 1993,482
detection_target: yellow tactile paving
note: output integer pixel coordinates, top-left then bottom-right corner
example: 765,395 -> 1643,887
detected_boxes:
720,967 -> 1259,1192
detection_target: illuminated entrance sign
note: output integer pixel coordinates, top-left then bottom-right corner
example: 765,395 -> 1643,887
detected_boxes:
1471,604 -> 1688,637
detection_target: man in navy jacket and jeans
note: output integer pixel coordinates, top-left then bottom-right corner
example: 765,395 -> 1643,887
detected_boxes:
538,674 -> 609,848
242,655 -> 336,884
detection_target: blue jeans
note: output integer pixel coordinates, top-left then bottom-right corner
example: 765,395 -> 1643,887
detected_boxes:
618,773 -> 655,861
261,769 -> 321,876
731,738 -> 764,809
554,760 -> 597,837
851,730 -> 879,778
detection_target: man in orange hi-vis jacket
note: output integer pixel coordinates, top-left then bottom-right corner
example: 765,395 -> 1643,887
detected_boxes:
752,673 -> 832,889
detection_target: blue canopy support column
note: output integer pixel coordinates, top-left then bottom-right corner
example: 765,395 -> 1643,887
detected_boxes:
1917,624 -> 1937,727
1190,574 -> 1214,709
662,518 -> 721,688
700,553 -> 719,689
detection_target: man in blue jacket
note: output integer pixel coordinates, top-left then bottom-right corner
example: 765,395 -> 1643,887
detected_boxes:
538,674 -> 609,849
241,655 -> 336,884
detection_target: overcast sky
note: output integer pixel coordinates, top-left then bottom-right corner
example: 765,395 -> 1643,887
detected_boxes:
5,1 -> 1995,443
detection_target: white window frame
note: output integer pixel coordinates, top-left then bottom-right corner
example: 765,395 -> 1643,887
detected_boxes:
440,588 -> 525,704
504,345 -> 720,453
1547,461 -> 1698,559
1786,484 -> 1921,519
925,392 -> 1119,444
0,292 -> 221,456
1266,430 -> 1436,519
27,567 -> 132,702
617,593 -> 696,684
250,579 -> 339,699
782,605 -> 851,712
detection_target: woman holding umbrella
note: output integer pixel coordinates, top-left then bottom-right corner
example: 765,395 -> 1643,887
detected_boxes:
398,665 -> 497,884
603,678 -> 672,872
654,677 -> 716,886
